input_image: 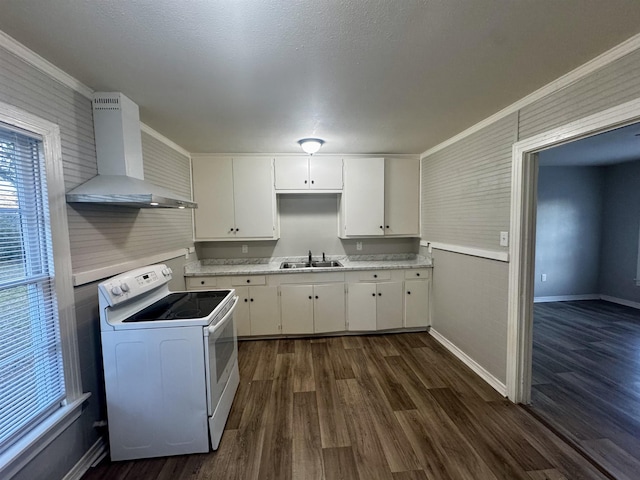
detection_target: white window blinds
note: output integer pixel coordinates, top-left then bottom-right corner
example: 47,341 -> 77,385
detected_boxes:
0,124 -> 65,454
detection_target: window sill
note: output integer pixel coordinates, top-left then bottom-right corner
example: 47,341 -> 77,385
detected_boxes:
0,392 -> 91,479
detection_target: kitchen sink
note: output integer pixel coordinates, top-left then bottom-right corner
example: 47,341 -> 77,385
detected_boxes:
311,261 -> 343,268
279,260 -> 343,269
280,262 -> 312,269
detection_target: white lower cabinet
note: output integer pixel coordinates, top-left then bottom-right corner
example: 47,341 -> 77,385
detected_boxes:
404,279 -> 430,328
187,268 -> 430,337
280,283 -> 346,334
347,280 -> 403,331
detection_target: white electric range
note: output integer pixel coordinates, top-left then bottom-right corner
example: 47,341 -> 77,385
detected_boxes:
98,264 -> 239,461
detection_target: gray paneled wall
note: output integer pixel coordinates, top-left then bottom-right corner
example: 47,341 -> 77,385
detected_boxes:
421,47 -> 640,386
421,113 -> 517,251
519,49 -> 640,140
431,249 -> 509,383
1,44 -> 194,479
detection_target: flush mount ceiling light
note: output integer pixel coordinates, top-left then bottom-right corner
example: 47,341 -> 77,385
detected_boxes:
298,138 -> 324,155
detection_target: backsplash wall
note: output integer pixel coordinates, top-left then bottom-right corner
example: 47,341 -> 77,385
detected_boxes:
195,194 -> 419,259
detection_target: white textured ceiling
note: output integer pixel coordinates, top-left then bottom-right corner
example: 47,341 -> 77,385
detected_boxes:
1,1 -> 640,154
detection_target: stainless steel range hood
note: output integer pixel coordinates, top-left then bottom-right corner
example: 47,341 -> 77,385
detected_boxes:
66,92 -> 197,208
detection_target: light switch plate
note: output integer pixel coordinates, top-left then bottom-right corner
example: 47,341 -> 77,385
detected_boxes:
356,241 -> 362,251
241,244 -> 248,253
500,231 -> 509,247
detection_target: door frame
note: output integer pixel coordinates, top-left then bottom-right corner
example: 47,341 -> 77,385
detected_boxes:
506,97 -> 640,403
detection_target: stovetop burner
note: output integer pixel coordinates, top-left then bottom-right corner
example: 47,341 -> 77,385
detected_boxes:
123,290 -> 231,322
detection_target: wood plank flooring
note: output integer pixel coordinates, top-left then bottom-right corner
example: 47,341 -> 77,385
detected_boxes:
83,332 -> 607,480
532,300 -> 640,480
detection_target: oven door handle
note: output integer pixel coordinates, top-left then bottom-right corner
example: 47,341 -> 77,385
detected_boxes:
207,295 -> 239,335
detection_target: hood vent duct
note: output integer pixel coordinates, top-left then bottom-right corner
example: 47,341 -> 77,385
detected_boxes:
66,92 -> 197,208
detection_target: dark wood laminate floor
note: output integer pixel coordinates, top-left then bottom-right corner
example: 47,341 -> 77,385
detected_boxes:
83,332 -> 607,480
532,300 -> 640,480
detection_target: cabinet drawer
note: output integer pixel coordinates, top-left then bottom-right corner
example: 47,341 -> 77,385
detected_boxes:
404,269 -> 431,280
186,277 -> 218,289
231,275 -> 266,286
359,270 -> 391,281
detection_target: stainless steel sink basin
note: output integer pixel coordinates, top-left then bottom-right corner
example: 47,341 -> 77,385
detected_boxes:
311,261 -> 343,268
279,260 -> 343,269
280,262 -> 312,269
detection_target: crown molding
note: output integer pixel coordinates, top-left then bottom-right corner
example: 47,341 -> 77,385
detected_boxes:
0,29 -> 191,157
421,32 -> 640,159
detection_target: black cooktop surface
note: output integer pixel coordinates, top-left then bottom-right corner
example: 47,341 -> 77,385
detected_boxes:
123,290 -> 232,322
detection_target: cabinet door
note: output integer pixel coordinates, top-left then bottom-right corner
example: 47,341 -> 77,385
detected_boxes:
376,281 -> 403,330
314,283 -> 346,333
347,283 -> 377,331
404,280 -> 430,328
192,157 -> 236,239
309,156 -> 343,190
274,156 -> 309,190
233,157 -> 277,238
384,159 -> 419,236
249,286 -> 280,336
342,158 -> 385,236
280,285 -> 314,334
233,286 -> 251,336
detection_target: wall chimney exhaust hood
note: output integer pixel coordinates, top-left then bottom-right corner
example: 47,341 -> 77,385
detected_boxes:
66,92 -> 197,208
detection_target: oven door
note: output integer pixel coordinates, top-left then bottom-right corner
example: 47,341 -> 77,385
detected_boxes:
203,295 -> 238,417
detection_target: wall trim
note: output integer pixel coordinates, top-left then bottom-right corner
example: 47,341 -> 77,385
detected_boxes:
533,294 -> 600,303
191,153 -> 420,159
507,96 -> 640,404
0,29 -> 191,157
140,123 -> 191,158
0,30 -> 94,99
421,32 -> 640,159
429,328 -> 507,397
72,248 -> 188,286
600,295 -> 640,310
427,241 -> 509,262
62,437 -> 107,480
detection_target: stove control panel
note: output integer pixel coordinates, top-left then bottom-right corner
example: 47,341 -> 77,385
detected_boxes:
99,264 -> 172,307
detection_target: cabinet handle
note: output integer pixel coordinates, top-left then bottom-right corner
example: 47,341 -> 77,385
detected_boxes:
200,280 -> 205,285
236,228 -> 240,232
308,296 -> 312,299
315,295 -> 319,299
373,274 -> 377,278
379,225 -> 383,229
246,279 -> 250,283
311,180 -> 314,184
371,293 -> 376,297
416,273 -> 420,277
229,227 -> 234,233
407,291 -> 411,295
304,180 -> 308,184
250,298 -> 254,302
386,225 -> 389,229
378,293 -> 382,296
244,298 -> 248,302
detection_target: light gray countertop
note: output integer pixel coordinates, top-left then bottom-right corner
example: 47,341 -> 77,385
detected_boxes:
184,254 -> 432,277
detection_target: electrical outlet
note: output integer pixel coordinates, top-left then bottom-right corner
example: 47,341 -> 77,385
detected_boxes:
541,274 -> 547,282
241,244 -> 248,253
356,241 -> 362,251
499,231 -> 509,247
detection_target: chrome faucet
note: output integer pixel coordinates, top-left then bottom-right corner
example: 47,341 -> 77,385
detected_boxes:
308,250 -> 312,264
322,252 -> 326,262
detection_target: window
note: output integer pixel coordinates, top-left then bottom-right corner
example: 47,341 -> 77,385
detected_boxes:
0,125 -> 65,453
0,103 -> 84,477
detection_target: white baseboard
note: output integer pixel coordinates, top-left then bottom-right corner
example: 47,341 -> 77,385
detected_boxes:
533,294 -> 600,303
533,294 -> 640,310
429,328 -> 507,397
62,436 -> 107,480
600,295 -> 640,311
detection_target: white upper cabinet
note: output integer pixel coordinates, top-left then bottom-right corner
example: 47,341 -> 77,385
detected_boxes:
192,156 -> 278,241
340,157 -> 386,236
275,156 -> 342,192
339,157 -> 419,238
